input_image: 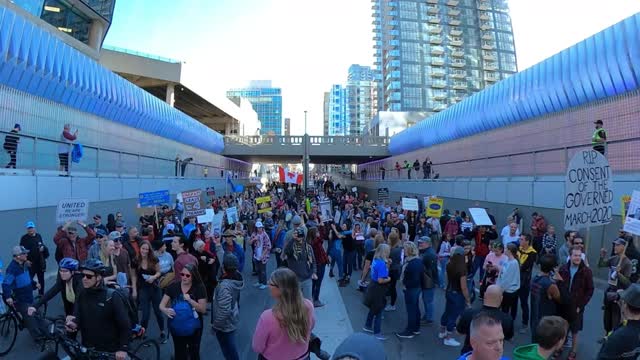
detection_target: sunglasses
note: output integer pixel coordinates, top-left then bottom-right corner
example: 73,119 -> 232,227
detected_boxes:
82,273 -> 96,280
180,273 -> 192,278
67,232 -> 77,235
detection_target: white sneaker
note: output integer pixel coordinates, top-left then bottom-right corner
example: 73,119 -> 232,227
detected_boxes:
362,326 -> 374,333
444,338 -> 461,347
384,305 -> 396,311
253,282 -> 262,287
438,331 -> 447,339
259,284 -> 267,290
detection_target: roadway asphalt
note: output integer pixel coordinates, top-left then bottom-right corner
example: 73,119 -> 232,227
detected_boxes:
6,260 -> 608,360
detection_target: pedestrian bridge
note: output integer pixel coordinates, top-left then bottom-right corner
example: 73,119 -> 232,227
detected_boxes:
222,135 -> 391,164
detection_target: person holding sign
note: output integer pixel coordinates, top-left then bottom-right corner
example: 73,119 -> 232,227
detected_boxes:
598,238 -> 632,339
54,221 -> 96,263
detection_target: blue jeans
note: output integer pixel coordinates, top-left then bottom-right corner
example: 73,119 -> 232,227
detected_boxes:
312,262 -> 326,301
404,288 -> 421,333
329,247 -> 343,278
215,330 -> 239,360
421,288 -> 435,322
365,310 -> 383,335
472,255 -> 486,282
438,257 -> 449,288
440,290 -> 466,332
139,284 -> 165,333
343,250 -> 356,277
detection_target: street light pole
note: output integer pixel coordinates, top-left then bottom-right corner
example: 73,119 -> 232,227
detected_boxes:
303,110 -> 309,195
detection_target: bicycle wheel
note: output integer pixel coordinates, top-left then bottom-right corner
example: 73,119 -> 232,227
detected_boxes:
0,313 -> 18,356
129,339 -> 160,360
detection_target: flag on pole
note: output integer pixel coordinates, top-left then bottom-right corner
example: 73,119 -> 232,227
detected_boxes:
278,166 -> 303,185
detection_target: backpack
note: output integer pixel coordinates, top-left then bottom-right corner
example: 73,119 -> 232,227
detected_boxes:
106,288 -> 139,331
168,294 -> 201,337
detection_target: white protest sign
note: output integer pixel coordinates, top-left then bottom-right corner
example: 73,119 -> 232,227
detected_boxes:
352,187 -> 358,193
402,197 -> 419,211
56,199 -> 89,223
564,149 -> 613,230
623,190 -> 640,235
334,210 -> 341,224
319,201 -> 332,222
212,211 -> 224,233
197,208 -> 214,224
226,206 -> 238,224
469,208 -> 493,226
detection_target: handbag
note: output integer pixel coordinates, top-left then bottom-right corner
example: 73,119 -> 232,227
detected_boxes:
158,272 -> 175,289
421,270 -> 434,289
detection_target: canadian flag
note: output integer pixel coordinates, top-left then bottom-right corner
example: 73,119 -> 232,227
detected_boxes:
278,166 -> 303,185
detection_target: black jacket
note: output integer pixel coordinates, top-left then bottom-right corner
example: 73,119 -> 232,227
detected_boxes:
20,233 -> 49,273
74,286 -> 130,352
3,130 -> 18,150
34,273 -> 83,315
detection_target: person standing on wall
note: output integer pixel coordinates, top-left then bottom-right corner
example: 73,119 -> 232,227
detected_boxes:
592,120 -> 607,156
58,124 -> 77,175
3,123 -> 20,169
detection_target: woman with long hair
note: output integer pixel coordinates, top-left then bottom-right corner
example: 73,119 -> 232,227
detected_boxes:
28,258 -> 81,317
439,247 -> 471,347
359,234 -> 386,290
106,213 -> 116,233
386,231 -> 402,311
396,242 -> 424,339
363,243 -> 391,340
135,240 -> 166,343
252,268 -> 315,360
159,263 -> 207,360
437,232 -> 454,289
309,226 -> 329,308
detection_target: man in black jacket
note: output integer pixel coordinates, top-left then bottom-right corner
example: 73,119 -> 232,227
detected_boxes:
20,221 -> 48,295
3,123 -> 20,168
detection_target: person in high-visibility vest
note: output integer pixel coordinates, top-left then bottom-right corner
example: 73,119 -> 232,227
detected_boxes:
592,119 -> 607,155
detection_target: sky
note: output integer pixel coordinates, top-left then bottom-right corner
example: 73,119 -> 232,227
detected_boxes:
104,0 -> 640,136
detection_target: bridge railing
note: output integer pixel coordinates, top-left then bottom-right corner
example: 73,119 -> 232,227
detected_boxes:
0,130 -> 250,179
224,135 -> 389,147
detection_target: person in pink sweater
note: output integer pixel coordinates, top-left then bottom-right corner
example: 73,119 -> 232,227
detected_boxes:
252,268 -> 315,360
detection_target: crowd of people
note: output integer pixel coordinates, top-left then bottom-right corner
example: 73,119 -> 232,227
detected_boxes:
1,170 -> 638,360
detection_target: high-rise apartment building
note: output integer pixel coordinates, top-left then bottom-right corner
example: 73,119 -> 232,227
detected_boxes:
284,117 -> 291,135
323,92 -> 330,136
227,81 -> 283,135
346,65 -> 376,136
328,85 -> 348,136
372,0 -> 517,114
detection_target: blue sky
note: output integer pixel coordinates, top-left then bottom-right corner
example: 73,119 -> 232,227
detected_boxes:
104,0 -> 640,136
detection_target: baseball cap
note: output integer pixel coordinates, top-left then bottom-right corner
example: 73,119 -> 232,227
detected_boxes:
96,229 -> 107,238
223,254 -> 239,271
255,221 -> 264,228
613,238 -> 628,246
620,283 -> 640,308
398,214 -> 405,220
452,246 -> 465,256
417,236 -> 431,244
331,333 -> 386,360
222,229 -> 236,238
115,221 -> 124,228
292,215 -> 302,225
108,231 -> 122,241
294,227 -> 305,238
594,119 -> 604,125
93,214 -> 102,220
166,223 -> 175,231
12,245 -> 29,256
14,123 -> 21,130
25,221 -> 35,229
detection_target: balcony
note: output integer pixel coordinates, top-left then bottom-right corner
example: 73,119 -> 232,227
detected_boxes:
426,0 -> 438,3
432,58 -> 445,66
483,51 -> 497,61
433,104 -> 447,112
450,27 -> 463,36
427,16 -> 441,24
483,62 -> 498,71
482,32 -> 493,40
479,12 -> 490,21
450,38 -> 463,46
372,2 -> 379,10
482,41 -> 495,50
480,22 -> 492,30
429,36 -> 443,44
485,75 -> 498,82
433,93 -> 447,100
451,71 -> 466,79
451,61 -> 466,67
449,18 -> 461,26
431,45 -> 445,55
430,71 -> 446,78
429,25 -> 443,34
446,0 -> 459,6
428,5 -> 439,14
452,49 -> 465,57
477,1 -> 489,10
448,9 -> 461,16
432,81 -> 447,88
453,82 -> 468,90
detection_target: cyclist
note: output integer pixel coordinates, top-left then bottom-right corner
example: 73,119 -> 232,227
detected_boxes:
28,258 -> 81,317
2,245 -> 45,342
65,259 -> 130,360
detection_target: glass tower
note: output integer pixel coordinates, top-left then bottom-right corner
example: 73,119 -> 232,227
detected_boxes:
328,85 -> 348,136
347,65 -> 376,136
372,0 -> 517,114
227,81 -> 283,135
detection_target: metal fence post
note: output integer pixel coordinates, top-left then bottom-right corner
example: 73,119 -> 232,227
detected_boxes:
118,152 -> 122,178
32,137 -> 37,176
96,147 -> 100,177
137,154 -> 141,178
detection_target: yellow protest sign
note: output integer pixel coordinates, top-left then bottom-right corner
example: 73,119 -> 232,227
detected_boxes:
426,197 -> 444,218
622,195 -> 631,224
257,196 -> 272,214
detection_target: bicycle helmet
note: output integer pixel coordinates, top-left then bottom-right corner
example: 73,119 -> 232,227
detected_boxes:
79,258 -> 107,276
58,257 -> 79,271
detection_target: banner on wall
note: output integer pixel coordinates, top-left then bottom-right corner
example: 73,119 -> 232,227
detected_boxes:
563,149 -> 613,230
138,190 -> 170,207
377,188 -> 389,201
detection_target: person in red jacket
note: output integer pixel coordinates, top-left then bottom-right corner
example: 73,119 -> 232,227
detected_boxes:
471,225 -> 498,284
54,221 -> 96,263
530,212 -> 547,253
558,246 -> 594,360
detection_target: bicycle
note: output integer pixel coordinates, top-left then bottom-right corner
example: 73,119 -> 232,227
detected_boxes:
0,295 -> 50,356
39,315 -> 160,360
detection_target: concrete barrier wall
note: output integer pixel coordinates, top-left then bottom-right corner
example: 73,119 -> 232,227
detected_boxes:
0,175 -> 231,268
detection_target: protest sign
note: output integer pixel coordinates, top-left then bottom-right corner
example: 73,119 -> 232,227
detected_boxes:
56,199 -> 89,223
622,195 -> 632,224
351,187 -> 358,193
226,206 -> 238,224
563,149 -> 613,230
319,201 -> 332,222
426,197 -> 444,218
623,191 -> 640,235
256,195 -> 272,214
377,188 -> 389,201
205,187 -> 215,197
334,210 -> 341,224
181,189 -> 206,217
197,208 -> 214,224
249,177 -> 261,184
402,197 -> 419,211
469,208 -> 493,226
212,211 -> 224,234
138,190 -> 170,207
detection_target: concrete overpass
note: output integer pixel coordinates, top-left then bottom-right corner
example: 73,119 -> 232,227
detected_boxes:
222,135 -> 391,164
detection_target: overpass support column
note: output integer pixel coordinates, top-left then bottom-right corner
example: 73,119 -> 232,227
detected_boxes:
166,83 -> 175,107
303,133 -> 309,195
